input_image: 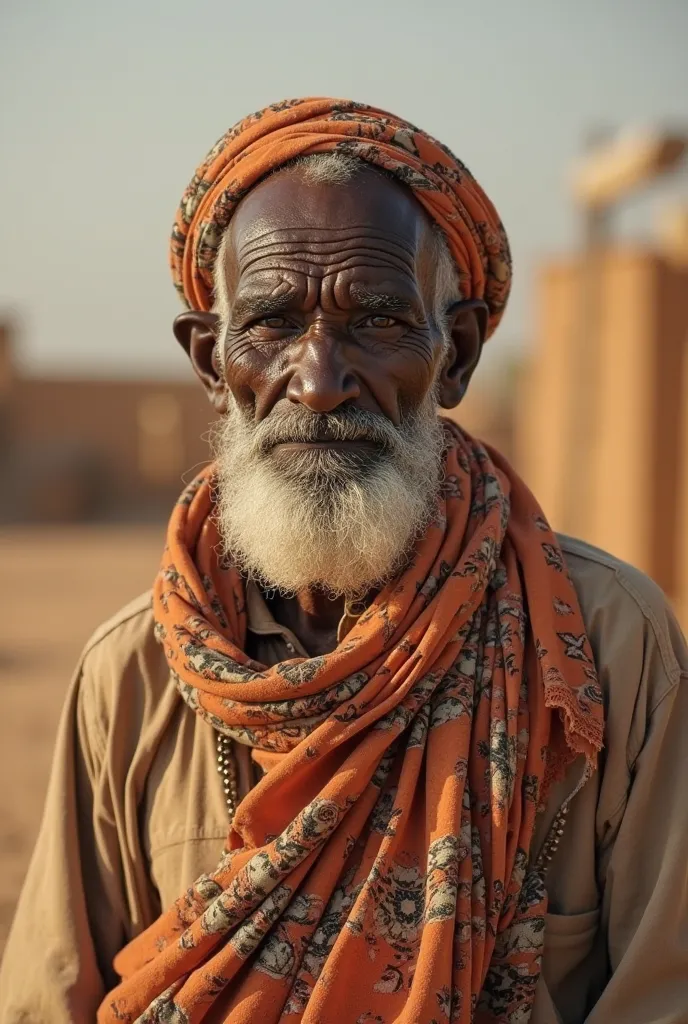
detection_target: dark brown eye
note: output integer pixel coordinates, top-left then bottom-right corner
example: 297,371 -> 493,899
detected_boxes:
258,316 -> 288,329
364,315 -> 397,329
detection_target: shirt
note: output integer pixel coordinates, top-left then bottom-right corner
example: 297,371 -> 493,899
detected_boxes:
1,535 -> 687,1024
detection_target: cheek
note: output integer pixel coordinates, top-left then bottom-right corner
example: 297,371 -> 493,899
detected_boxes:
377,333 -> 439,404
223,333 -> 282,380
222,335 -> 292,409
221,337 -> 263,405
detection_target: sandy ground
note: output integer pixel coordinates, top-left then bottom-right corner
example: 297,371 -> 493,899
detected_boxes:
0,525 -> 165,954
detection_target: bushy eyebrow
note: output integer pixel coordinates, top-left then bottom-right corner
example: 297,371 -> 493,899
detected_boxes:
231,289 -> 418,323
349,287 -> 416,313
231,293 -> 294,322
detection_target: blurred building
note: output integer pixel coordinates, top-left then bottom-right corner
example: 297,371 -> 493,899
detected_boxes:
0,320 -> 516,524
516,243 -> 688,622
0,322 -> 214,522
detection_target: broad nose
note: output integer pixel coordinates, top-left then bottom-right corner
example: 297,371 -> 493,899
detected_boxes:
285,332 -> 360,413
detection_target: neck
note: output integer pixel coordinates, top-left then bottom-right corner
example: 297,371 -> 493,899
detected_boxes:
265,587 -> 367,657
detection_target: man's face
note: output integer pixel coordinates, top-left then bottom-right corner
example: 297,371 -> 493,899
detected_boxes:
179,168 -> 484,597
219,166 -> 447,434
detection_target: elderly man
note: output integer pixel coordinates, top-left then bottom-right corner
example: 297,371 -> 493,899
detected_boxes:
1,98 -> 687,1024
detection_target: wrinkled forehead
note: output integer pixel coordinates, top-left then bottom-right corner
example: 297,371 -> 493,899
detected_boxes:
224,167 -> 434,280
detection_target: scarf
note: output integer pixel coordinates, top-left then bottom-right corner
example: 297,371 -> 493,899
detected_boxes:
169,96 -> 511,339
98,425 -> 603,1024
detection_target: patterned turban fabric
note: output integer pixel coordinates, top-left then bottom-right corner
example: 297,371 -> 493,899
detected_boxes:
97,100 -> 604,1024
169,96 -> 512,339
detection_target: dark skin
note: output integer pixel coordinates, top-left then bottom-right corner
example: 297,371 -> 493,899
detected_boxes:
175,166 -> 487,656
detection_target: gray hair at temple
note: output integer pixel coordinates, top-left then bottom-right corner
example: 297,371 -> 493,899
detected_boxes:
211,151 -> 462,346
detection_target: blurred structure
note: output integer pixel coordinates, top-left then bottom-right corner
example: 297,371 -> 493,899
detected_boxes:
0,319 -> 515,524
516,129 -> 688,622
0,322 -> 214,522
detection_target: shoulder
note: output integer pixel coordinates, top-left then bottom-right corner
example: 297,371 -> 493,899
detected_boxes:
76,590 -> 169,742
558,535 -> 686,680
83,589 -> 155,655
80,589 -> 158,681
559,535 -> 681,644
557,535 -> 687,753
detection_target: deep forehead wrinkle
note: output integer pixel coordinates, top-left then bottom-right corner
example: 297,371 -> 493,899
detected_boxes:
236,224 -> 418,261
237,252 -> 417,279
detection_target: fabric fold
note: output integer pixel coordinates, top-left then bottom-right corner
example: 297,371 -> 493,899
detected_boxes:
98,423 -> 603,1024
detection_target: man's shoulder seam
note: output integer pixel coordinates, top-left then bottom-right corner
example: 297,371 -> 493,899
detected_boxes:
81,590 -> 154,659
557,534 -> 682,687
556,533 -> 626,575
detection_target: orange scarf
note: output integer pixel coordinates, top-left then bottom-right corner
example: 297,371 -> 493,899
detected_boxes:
99,425 -> 603,1023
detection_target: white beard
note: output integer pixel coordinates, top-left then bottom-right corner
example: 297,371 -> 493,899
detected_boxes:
212,393 -> 446,599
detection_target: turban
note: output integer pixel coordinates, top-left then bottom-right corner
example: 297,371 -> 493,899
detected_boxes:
170,97 -> 512,339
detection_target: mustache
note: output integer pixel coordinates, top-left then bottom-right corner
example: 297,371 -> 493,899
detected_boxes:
248,407 -> 404,455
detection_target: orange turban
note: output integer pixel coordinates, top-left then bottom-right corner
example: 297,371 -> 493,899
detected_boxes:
170,97 -> 512,339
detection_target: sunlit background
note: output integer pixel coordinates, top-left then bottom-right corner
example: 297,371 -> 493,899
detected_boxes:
1,0 -> 687,949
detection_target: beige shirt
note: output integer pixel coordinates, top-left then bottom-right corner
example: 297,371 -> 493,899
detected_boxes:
1,535 -> 687,1024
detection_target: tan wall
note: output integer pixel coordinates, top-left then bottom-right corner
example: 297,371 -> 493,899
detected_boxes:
515,264 -> 579,526
516,248 -> 688,602
8,375 -> 215,517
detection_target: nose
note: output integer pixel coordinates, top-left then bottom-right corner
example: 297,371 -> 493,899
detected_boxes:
285,332 -> 360,413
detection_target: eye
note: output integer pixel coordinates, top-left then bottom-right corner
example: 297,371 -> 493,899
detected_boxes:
363,315 -> 398,329
256,316 -> 289,329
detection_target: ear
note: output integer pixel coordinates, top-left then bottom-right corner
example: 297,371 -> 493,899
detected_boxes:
436,299 -> 488,409
173,311 -> 228,414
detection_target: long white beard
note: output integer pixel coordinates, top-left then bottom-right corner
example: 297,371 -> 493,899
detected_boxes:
211,394 -> 446,599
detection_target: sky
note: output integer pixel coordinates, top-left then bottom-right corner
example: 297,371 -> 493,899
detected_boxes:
1,0 -> 687,381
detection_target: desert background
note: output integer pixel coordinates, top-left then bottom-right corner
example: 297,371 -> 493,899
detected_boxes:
0,528 -> 161,944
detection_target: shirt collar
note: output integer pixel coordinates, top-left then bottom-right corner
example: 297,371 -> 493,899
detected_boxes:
245,580 -> 365,654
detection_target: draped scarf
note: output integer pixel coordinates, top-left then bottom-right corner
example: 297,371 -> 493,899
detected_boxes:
98,425 -> 603,1024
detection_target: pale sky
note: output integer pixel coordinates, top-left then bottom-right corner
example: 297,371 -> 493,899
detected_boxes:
2,0 -> 687,381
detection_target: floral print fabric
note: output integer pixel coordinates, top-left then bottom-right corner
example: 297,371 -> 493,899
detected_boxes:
98,424 -> 603,1023
169,96 -> 512,339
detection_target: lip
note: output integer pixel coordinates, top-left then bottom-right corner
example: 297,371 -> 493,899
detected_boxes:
272,440 -> 380,452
